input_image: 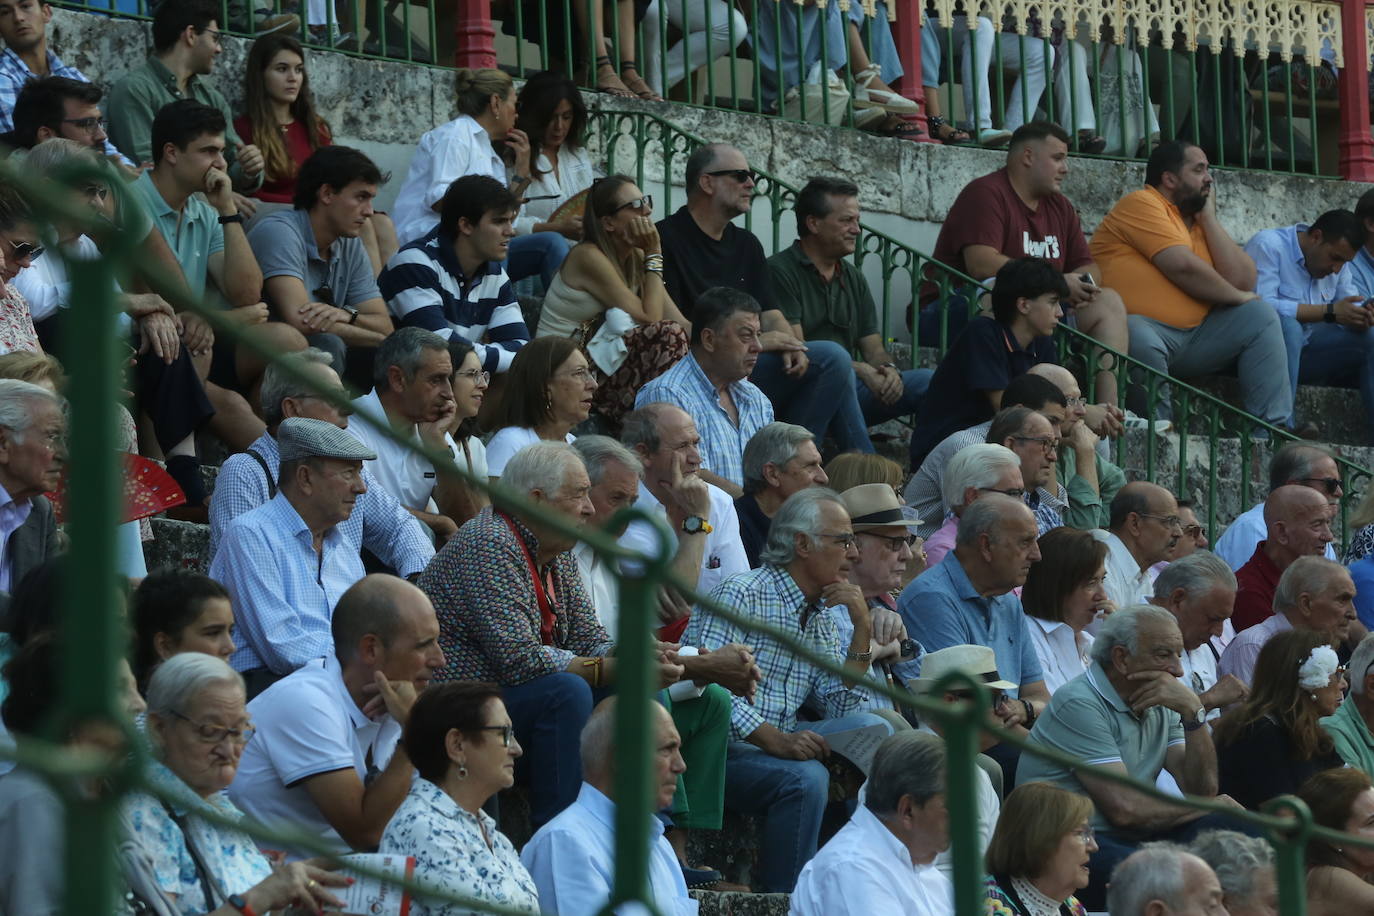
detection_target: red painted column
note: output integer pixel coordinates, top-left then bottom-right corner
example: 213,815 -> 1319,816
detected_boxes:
1338,0 -> 1374,180
455,0 -> 497,69
892,0 -> 938,142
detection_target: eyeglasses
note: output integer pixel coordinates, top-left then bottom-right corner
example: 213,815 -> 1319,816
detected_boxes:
979,486 -> 1026,499
8,239 -> 42,262
862,532 -> 920,552
1182,524 -> 1204,539
195,25 -> 223,46
1065,396 -> 1086,408
557,366 -> 595,382
476,724 -> 515,747
313,284 -> 335,306
454,368 -> 491,385
84,184 -> 109,203
816,531 -> 856,549
612,194 -> 653,214
1011,435 -> 1059,454
706,168 -> 756,184
1297,476 -> 1342,496
169,709 -> 255,746
1139,513 -> 1183,529
1074,826 -> 1095,845
62,116 -> 106,133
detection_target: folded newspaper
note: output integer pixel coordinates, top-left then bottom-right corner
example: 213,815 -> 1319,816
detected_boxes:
334,853 -> 415,915
823,723 -> 889,775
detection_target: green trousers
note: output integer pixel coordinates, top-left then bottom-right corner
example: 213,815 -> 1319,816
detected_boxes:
666,684 -> 731,829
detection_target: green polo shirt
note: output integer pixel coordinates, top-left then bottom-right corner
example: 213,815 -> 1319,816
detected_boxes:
1321,698 -> 1374,778
1058,446 -> 1128,530
1017,661 -> 1185,837
767,240 -> 879,356
107,56 -> 259,190
131,170 -> 223,300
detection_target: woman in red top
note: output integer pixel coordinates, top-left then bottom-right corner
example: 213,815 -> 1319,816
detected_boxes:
236,34 -> 397,276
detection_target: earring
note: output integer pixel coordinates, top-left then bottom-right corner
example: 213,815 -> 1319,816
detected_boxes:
457,763 -> 468,779
1310,693 -> 1318,702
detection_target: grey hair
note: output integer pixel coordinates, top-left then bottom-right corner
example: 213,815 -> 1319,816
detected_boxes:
261,347 -> 335,426
572,435 -> 643,486
1090,604 -> 1179,668
620,403 -> 676,454
1269,442 -> 1335,491
502,441 -> 584,495
1273,555 -> 1343,616
1151,550 -> 1237,601
145,651 -> 244,720
954,493 -> 1023,548
741,422 -> 814,495
758,487 -> 844,566
1187,830 -> 1274,908
580,697 -> 671,781
0,378 -> 61,440
942,443 -> 1020,511
25,137 -> 100,176
372,326 -> 449,389
864,731 -> 946,816
1349,633 -> 1374,695
1106,843 -> 1195,916
684,142 -> 738,196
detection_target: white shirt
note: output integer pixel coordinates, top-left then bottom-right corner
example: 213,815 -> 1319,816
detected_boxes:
348,389 -> 459,512
484,427 -> 576,478
227,656 -> 401,859
1215,501 -> 1339,570
392,115 -> 509,245
619,480 -> 749,602
790,804 -> 953,916
522,146 -> 597,227
1094,529 -> 1158,614
1026,616 -> 1094,695
13,233 -> 130,330
909,722 -> 1001,885
1181,643 -> 1221,721
1217,612 -> 1292,686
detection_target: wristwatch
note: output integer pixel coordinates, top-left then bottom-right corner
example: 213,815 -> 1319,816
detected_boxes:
681,515 -> 713,535
227,894 -> 257,916
217,213 -> 244,225
846,649 -> 873,663
342,305 -> 360,325
1182,706 -> 1207,731
1324,301 -> 1337,323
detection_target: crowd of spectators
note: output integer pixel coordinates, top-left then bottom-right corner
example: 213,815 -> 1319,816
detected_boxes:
4,1 -> 1374,912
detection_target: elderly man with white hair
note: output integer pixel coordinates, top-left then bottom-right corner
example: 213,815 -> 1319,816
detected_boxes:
735,421 -> 828,566
1149,552 -> 1247,718
0,379 -> 62,607
1106,842 -> 1229,916
790,731 -> 952,915
924,443 -> 1023,567
1188,830 -> 1278,916
1322,633 -> 1374,776
685,487 -> 895,892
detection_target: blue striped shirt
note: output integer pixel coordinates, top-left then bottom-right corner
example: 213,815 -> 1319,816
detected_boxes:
379,228 -> 527,373
634,352 -> 773,487
0,47 -> 132,165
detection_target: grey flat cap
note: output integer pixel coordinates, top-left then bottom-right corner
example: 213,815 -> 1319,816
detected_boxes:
278,417 -> 376,462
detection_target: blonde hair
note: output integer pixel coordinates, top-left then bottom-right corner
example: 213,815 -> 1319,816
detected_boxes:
0,352 -> 66,391
824,451 -> 905,494
454,68 -> 514,118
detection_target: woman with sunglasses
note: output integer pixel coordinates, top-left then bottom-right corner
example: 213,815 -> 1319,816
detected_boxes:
380,681 -> 539,916
536,175 -> 688,429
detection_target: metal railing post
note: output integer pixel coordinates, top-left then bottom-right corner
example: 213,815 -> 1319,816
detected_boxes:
453,0 -> 496,67
1338,0 -> 1374,180
893,0 -> 937,140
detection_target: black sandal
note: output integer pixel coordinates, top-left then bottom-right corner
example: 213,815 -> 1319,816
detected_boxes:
928,115 -> 970,144
619,60 -> 664,101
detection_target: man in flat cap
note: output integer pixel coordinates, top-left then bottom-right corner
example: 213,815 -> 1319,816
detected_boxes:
210,416 -> 376,697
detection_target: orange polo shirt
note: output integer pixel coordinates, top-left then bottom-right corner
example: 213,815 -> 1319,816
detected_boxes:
1090,186 -> 1214,329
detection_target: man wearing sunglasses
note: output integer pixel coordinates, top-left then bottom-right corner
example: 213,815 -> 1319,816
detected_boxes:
1213,441 -> 1342,571
1230,484 -> 1335,633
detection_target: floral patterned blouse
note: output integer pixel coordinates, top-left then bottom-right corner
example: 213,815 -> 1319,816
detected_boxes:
379,777 -> 540,916
984,874 -> 1088,916
0,287 -> 39,357
121,759 -> 272,914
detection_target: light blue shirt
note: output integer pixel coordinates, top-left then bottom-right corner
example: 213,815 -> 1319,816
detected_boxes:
209,492 -> 365,673
1348,244 -> 1374,298
896,552 -> 1044,696
520,782 -> 698,916
1246,223 -> 1362,341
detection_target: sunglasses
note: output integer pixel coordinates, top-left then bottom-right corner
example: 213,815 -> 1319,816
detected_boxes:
313,284 -> 335,306
706,168 -> 756,183
611,194 -> 653,214
862,532 -> 920,552
979,486 -> 1026,499
1297,476 -> 1342,496
8,239 -> 43,261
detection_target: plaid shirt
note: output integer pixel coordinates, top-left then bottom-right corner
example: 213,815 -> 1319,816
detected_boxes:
635,352 -> 773,488
684,565 -> 872,741
0,47 -> 131,165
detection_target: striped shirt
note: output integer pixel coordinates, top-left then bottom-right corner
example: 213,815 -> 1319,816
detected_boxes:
379,227 -> 527,373
0,47 -> 132,165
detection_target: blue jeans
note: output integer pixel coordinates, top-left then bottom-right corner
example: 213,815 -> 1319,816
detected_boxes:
724,712 -> 894,892
505,232 -> 571,288
750,340 -> 874,453
1277,315 -> 1374,429
502,672 -> 602,828
855,367 -> 932,425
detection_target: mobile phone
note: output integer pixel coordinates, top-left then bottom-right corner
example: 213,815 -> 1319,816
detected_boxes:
1080,273 -> 1097,288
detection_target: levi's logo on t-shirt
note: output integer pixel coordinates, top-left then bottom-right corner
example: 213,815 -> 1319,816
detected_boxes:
1021,231 -> 1061,261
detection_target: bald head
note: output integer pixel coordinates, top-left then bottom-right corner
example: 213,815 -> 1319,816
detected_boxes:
1109,482 -> 1181,567
580,698 -> 678,793
1263,484 -> 1334,563
331,574 -> 432,662
1027,362 -> 1077,393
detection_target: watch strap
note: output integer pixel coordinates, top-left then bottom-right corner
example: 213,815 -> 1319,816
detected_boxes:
1325,301 -> 1337,323
217,213 -> 244,225
227,895 -> 257,916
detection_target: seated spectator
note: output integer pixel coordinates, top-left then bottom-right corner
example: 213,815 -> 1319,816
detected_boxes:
898,494 -> 1050,779
1090,141 -> 1289,426
129,653 -> 347,913
391,68 -> 569,287
234,34 -> 397,275
1297,767 -> 1374,913
983,782 -> 1097,916
536,175 -> 688,426
0,380 -> 61,607
1187,830 -> 1278,916
735,421 -> 827,567
1246,209 -> 1371,437
1231,484 -> 1334,632
636,286 -> 772,496
904,371 -> 1065,531
1219,556 -> 1357,686
206,347 -> 433,578
654,144 -> 866,455
986,404 -> 1066,534
1095,482 -> 1183,612
922,123 -> 1127,407
0,1 -> 133,168
1018,605 -> 1240,909
908,257 -> 1065,469
824,450 -> 904,495
378,681 -> 539,915
1216,443 -> 1342,570
521,699 -> 694,915
0,182 -> 43,357
130,569 -> 234,689
1021,526 -> 1109,693
684,487 -> 896,891
248,145 -> 395,381
348,328 -> 475,543
1150,552 -> 1245,719
1028,363 -> 1129,529
107,0 -> 264,192
381,174 -> 528,374
1167,500 -> 1209,562
790,731 -> 951,915
768,177 -> 932,427
1105,844 -> 1229,916
514,73 -> 596,242
483,337 -> 596,478
925,442 -> 1024,567
229,574 -> 444,858
1321,633 -> 1374,775
439,335 -> 491,525
209,418 -> 375,692
8,76 -> 126,166
1214,629 -> 1345,809
1342,482 -> 1374,566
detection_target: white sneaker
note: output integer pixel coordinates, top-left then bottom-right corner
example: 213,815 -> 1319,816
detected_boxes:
1123,410 -> 1172,433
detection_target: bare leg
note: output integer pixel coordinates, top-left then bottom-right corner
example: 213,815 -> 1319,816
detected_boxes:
617,0 -> 663,99
847,21 -> 897,95
1074,287 -> 1128,407
205,382 -> 267,452
570,0 -> 634,95
235,321 -> 310,414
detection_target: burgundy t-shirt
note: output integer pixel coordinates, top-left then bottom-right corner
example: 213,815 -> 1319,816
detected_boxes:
922,168 -> 1093,303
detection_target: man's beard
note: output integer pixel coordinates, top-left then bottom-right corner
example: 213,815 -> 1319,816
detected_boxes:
1177,189 -> 1208,216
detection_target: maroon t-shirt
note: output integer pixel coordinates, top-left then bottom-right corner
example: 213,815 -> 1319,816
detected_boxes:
922,168 -> 1093,303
